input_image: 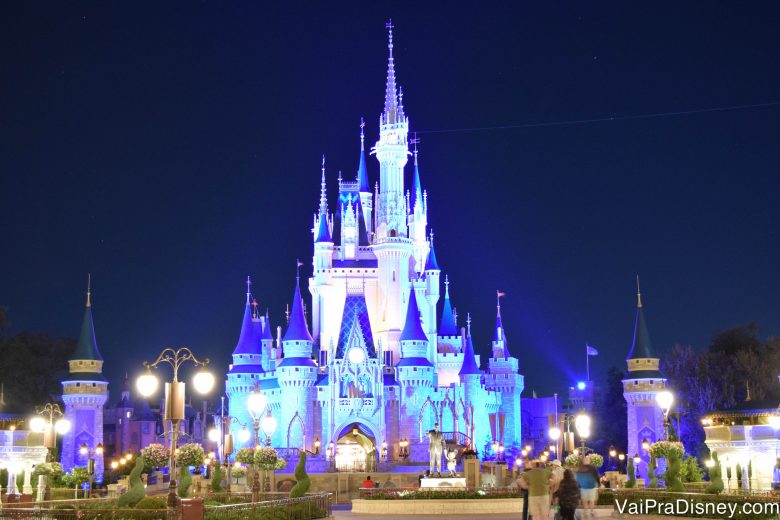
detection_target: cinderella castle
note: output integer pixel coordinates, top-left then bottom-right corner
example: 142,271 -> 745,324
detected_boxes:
225,25 -> 525,467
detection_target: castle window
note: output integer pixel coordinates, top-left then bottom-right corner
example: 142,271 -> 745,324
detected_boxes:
76,383 -> 81,387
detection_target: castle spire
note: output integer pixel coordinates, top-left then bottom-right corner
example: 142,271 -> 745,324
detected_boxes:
459,320 -> 481,376
494,290 -> 510,357
246,275 -> 251,305
283,264 -> 313,343
232,277 -> 263,361
425,230 -> 440,271
72,275 -> 103,362
357,118 -> 369,192
410,134 -> 423,207
315,156 -> 332,243
627,280 -> 657,361
636,274 -> 642,308
382,20 -> 403,124
439,274 -> 458,336
399,287 -> 428,342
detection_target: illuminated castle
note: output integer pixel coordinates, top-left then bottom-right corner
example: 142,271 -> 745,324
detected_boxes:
225,25 -> 524,467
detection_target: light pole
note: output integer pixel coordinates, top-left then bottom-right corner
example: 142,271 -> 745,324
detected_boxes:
79,443 -> 104,496
137,347 -> 214,507
259,409 -> 277,492
656,390 -> 674,440
208,413 -> 247,494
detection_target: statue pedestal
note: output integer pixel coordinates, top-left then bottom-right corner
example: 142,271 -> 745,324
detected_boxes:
464,458 -> 480,488
420,477 -> 467,489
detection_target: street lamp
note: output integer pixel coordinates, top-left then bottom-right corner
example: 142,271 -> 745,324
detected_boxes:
30,403 -> 71,461
574,413 -> 591,450
137,347 -> 214,507
656,390 -> 674,439
260,409 -> 277,447
247,387 -> 268,446
79,443 -> 104,496
641,438 -> 650,452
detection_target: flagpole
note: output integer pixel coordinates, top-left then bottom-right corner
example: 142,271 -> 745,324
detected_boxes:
586,346 -> 590,382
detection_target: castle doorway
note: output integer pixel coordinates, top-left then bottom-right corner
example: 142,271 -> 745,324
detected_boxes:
334,423 -> 376,472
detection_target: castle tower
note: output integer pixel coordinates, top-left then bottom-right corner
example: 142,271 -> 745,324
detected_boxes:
486,295 -> 524,448
408,140 -> 428,274
356,119 -> 373,235
113,374 -> 134,458
226,277 -> 266,448
372,23 -> 414,357
459,319 -> 483,450
622,279 -> 666,477
311,158 -> 335,342
61,277 -> 109,479
276,272 -> 318,450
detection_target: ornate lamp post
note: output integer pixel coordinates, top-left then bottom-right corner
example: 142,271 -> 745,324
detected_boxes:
656,390 -> 674,440
79,443 -> 104,496
208,412 -> 247,494
30,403 -> 71,461
260,409 -> 276,448
137,347 -> 214,507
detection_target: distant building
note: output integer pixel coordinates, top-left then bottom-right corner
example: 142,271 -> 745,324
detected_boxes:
702,400 -> 780,490
521,395 -> 561,458
622,282 -> 666,477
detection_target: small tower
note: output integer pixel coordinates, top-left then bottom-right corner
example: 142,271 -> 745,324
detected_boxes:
408,137 -> 429,273
226,278 -> 266,447
622,278 -> 666,477
458,318 -> 484,449
356,118 -> 373,235
276,270 -> 318,451
112,374 -> 134,458
61,276 -> 109,479
312,157 -> 335,343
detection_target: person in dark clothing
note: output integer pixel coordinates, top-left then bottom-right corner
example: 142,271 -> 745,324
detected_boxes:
554,469 -> 581,520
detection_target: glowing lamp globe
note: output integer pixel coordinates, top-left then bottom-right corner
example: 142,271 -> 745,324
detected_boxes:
208,428 -> 220,443
29,417 -> 46,433
54,418 -> 71,434
79,444 -> 88,456
768,414 -> 780,430
705,459 -> 715,468
95,443 -> 104,456
237,428 -> 251,443
548,427 -> 561,441
247,391 -> 267,416
618,453 -> 626,461
348,347 -> 365,364
634,455 -> 641,465
656,390 -> 674,412
111,461 -> 119,469
577,381 -> 587,391
574,413 -> 591,435
136,370 -> 159,397
193,369 -> 215,394
262,413 -> 277,435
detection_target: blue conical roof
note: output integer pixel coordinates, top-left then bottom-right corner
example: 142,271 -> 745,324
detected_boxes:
399,288 -> 428,342
425,237 -> 439,271
233,298 -> 263,358
628,305 -> 656,360
71,301 -> 103,362
355,197 -> 371,246
459,334 -> 481,375
315,214 -> 331,243
261,310 -> 274,341
439,280 -> 457,336
357,134 -> 369,193
283,276 -> 313,343
412,156 -> 423,207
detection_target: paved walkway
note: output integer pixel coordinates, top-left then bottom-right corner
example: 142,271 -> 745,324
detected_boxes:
334,509 -> 615,519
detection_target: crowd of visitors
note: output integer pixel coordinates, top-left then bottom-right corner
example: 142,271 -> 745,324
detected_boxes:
516,454 -> 602,520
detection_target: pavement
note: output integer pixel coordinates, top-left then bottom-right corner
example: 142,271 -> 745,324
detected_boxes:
333,507 -> 615,519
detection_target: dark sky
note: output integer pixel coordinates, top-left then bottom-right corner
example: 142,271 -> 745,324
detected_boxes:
2,2 -> 779,402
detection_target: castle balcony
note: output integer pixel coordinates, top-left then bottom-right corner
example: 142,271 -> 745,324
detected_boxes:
335,397 -> 377,416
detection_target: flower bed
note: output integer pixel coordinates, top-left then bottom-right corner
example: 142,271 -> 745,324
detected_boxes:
362,488 -> 522,500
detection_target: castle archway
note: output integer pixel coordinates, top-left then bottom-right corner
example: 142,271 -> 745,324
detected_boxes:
334,422 -> 376,472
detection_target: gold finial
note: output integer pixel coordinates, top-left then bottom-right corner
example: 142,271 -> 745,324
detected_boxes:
86,273 -> 92,308
636,275 -> 642,308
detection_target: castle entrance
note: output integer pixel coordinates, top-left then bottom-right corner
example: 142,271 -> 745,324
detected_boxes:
334,423 -> 376,472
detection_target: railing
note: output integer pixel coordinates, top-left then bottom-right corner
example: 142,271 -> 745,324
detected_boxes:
276,448 -> 300,459
0,506 -> 176,520
441,431 -> 472,446
204,493 -> 332,520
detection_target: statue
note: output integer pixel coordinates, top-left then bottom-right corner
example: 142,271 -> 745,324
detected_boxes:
446,449 -> 458,477
426,422 -> 446,476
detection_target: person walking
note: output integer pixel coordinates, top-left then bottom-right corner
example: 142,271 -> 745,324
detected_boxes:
554,469 -> 581,520
518,460 -> 553,520
575,455 -> 600,519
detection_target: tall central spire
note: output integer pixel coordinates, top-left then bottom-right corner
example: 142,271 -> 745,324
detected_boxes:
383,20 -> 399,124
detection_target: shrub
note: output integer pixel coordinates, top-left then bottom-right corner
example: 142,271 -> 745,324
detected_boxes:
235,448 -> 255,465
648,456 -> 658,488
289,452 -> 310,498
680,454 -> 704,483
211,464 -> 224,493
625,459 -> 636,488
62,466 -> 91,489
705,452 -> 723,494
254,447 -> 279,470
135,496 -> 168,509
117,458 -> 147,507
664,453 -> 684,492
178,465 -> 193,497
177,443 -> 205,467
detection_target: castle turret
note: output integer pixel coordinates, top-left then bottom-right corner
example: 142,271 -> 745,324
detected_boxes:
312,157 -> 335,343
277,272 -> 317,450
357,118 -> 373,235
622,278 -> 666,477
61,276 -> 108,479
260,309 -> 275,371
408,139 -> 429,274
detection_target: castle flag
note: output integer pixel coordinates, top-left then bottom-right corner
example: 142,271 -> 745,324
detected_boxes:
586,345 -> 599,356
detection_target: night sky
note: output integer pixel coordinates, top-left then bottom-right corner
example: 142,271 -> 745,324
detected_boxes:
2,2 -> 779,402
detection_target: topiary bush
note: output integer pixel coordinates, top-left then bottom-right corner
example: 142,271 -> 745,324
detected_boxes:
178,465 -> 192,497
210,463 -> 224,493
665,453 -> 684,492
648,456 -> 658,488
289,451 -> 310,498
625,458 -> 636,488
706,452 -> 724,494
117,458 -> 147,507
